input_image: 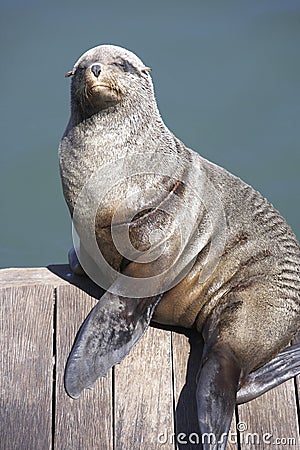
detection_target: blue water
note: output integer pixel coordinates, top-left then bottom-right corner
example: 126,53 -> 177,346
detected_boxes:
1,0 -> 300,268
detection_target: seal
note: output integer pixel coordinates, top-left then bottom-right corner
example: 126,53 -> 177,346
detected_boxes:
59,45 -> 300,450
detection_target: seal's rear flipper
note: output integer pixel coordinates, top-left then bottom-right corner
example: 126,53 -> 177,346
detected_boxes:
237,342 -> 300,404
64,291 -> 161,399
196,343 -> 241,450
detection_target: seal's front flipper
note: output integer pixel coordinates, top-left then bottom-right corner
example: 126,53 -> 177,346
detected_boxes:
65,291 -> 161,399
196,343 -> 241,450
237,343 -> 300,404
68,247 -> 85,275
68,246 -> 94,276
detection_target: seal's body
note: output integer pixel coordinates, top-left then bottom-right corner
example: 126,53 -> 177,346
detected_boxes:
155,156 -> 300,369
59,45 -> 300,450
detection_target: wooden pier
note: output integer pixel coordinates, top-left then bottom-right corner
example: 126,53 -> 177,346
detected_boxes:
1,266 -> 299,449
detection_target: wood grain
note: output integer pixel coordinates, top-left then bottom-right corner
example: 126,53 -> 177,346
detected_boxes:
0,285 -> 53,450
55,284 -> 113,450
238,379 -> 300,449
0,265 -> 106,292
0,267 -> 68,287
114,326 -> 174,450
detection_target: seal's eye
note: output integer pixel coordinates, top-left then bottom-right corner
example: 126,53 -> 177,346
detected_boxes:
90,64 -> 102,78
110,60 -> 139,75
110,61 -> 127,71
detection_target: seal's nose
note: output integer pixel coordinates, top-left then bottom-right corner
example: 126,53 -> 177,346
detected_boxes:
90,64 -> 102,78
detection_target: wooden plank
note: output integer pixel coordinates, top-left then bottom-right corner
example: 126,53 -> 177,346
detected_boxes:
0,267 -> 105,304
114,326 -> 174,449
171,331 -> 238,450
0,285 -> 53,450
0,267 -> 68,287
238,380 -> 300,449
55,285 -> 113,450
0,265 -> 94,288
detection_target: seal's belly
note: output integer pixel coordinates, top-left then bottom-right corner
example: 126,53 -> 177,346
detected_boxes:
152,270 -> 203,327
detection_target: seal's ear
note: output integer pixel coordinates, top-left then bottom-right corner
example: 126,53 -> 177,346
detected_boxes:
140,66 -> 152,76
64,290 -> 161,399
65,70 -> 73,78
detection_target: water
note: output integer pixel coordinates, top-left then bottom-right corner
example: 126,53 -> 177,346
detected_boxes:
1,0 -> 300,268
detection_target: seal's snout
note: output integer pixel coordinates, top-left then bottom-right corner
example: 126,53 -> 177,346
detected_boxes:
90,64 -> 102,78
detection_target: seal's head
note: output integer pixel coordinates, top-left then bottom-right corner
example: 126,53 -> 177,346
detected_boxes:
66,45 -> 152,119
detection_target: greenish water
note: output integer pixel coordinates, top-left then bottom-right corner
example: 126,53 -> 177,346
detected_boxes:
1,0 -> 300,268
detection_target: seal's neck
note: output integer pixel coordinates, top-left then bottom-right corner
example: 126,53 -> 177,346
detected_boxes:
65,93 -> 172,152
69,79 -> 155,122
